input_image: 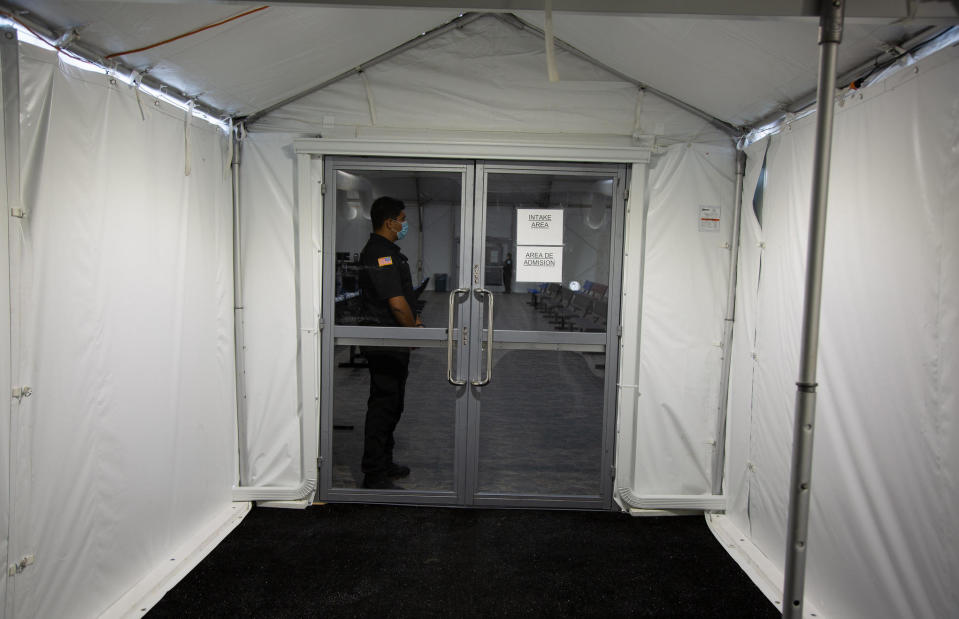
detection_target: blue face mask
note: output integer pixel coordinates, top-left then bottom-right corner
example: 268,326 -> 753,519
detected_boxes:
396,219 -> 409,240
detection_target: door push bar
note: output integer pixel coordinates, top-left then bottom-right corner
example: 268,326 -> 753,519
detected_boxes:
471,288 -> 494,387
446,286 -> 495,386
447,288 -> 470,385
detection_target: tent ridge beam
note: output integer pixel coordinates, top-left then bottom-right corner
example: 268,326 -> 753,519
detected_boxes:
230,1 -> 959,20
493,13 -> 741,137
243,11 -> 486,128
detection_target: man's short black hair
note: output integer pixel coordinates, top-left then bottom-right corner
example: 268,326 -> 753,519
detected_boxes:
370,196 -> 405,230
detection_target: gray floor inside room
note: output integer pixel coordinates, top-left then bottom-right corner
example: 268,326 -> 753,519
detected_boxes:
331,291 -> 608,495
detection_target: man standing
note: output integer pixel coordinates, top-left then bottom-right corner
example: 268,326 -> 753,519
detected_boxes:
502,252 -> 513,293
357,196 -> 422,489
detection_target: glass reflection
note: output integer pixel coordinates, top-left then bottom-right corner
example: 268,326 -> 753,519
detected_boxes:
485,172 -> 613,333
334,170 -> 462,326
332,345 -> 456,491
478,349 -> 606,496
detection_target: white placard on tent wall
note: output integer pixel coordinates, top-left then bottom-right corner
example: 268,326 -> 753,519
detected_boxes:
516,208 -> 564,245
699,206 -> 721,232
516,245 -> 563,283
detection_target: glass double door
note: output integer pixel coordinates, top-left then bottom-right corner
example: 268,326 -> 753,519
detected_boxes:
320,157 -> 625,508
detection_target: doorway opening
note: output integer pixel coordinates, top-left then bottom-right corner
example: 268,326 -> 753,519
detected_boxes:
319,158 -> 627,509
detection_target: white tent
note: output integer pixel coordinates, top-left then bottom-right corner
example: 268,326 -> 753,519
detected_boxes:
1,2 -> 957,618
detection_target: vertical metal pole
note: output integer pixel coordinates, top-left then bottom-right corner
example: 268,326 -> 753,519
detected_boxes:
711,149 -> 746,495
231,126 -> 249,485
1,26 -> 19,619
783,1 -> 844,617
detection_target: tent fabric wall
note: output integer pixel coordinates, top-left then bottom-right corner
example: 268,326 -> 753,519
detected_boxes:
237,132 -> 302,487
6,44 -> 237,618
724,136 -> 767,527
253,15 -> 729,147
631,143 -> 735,496
725,45 -> 959,618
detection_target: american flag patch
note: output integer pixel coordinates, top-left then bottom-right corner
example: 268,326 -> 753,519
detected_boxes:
377,256 -> 393,267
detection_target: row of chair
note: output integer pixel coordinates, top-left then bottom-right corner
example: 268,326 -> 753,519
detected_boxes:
528,281 -> 609,332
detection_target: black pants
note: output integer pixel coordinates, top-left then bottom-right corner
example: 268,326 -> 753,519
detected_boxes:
361,347 -> 410,478
503,270 -> 512,293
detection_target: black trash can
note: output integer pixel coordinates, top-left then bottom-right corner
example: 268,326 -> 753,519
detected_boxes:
434,273 -> 448,292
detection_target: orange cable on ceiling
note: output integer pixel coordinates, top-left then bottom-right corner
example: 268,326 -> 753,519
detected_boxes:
104,5 -> 269,59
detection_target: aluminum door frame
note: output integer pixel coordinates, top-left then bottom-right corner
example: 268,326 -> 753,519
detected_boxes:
464,161 -> 628,510
317,158 -> 628,510
319,157 -> 476,505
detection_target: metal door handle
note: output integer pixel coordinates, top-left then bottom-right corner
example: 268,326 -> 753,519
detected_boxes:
471,288 -> 494,386
447,288 -> 469,385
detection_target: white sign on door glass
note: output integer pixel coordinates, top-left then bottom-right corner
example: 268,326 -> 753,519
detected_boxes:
516,209 -> 564,246
516,246 -> 563,283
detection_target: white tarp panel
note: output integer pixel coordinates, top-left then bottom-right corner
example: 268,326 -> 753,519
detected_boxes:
724,136 -> 768,526
725,44 -> 959,618
252,14 -> 728,146
631,143 -> 735,495
237,132 -> 302,487
7,44 -> 237,618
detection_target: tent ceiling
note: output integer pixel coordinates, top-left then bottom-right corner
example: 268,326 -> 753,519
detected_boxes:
64,0 -> 959,20
512,11 -> 938,127
8,1 -> 957,128
17,2 -> 463,116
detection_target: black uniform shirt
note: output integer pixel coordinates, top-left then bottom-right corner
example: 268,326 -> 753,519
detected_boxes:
358,232 -> 417,326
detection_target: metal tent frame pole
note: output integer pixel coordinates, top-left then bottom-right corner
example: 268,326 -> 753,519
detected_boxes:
1,27 -> 20,619
231,128 -> 250,486
710,149 -> 745,495
783,1 -> 844,617
0,10 -> 227,125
